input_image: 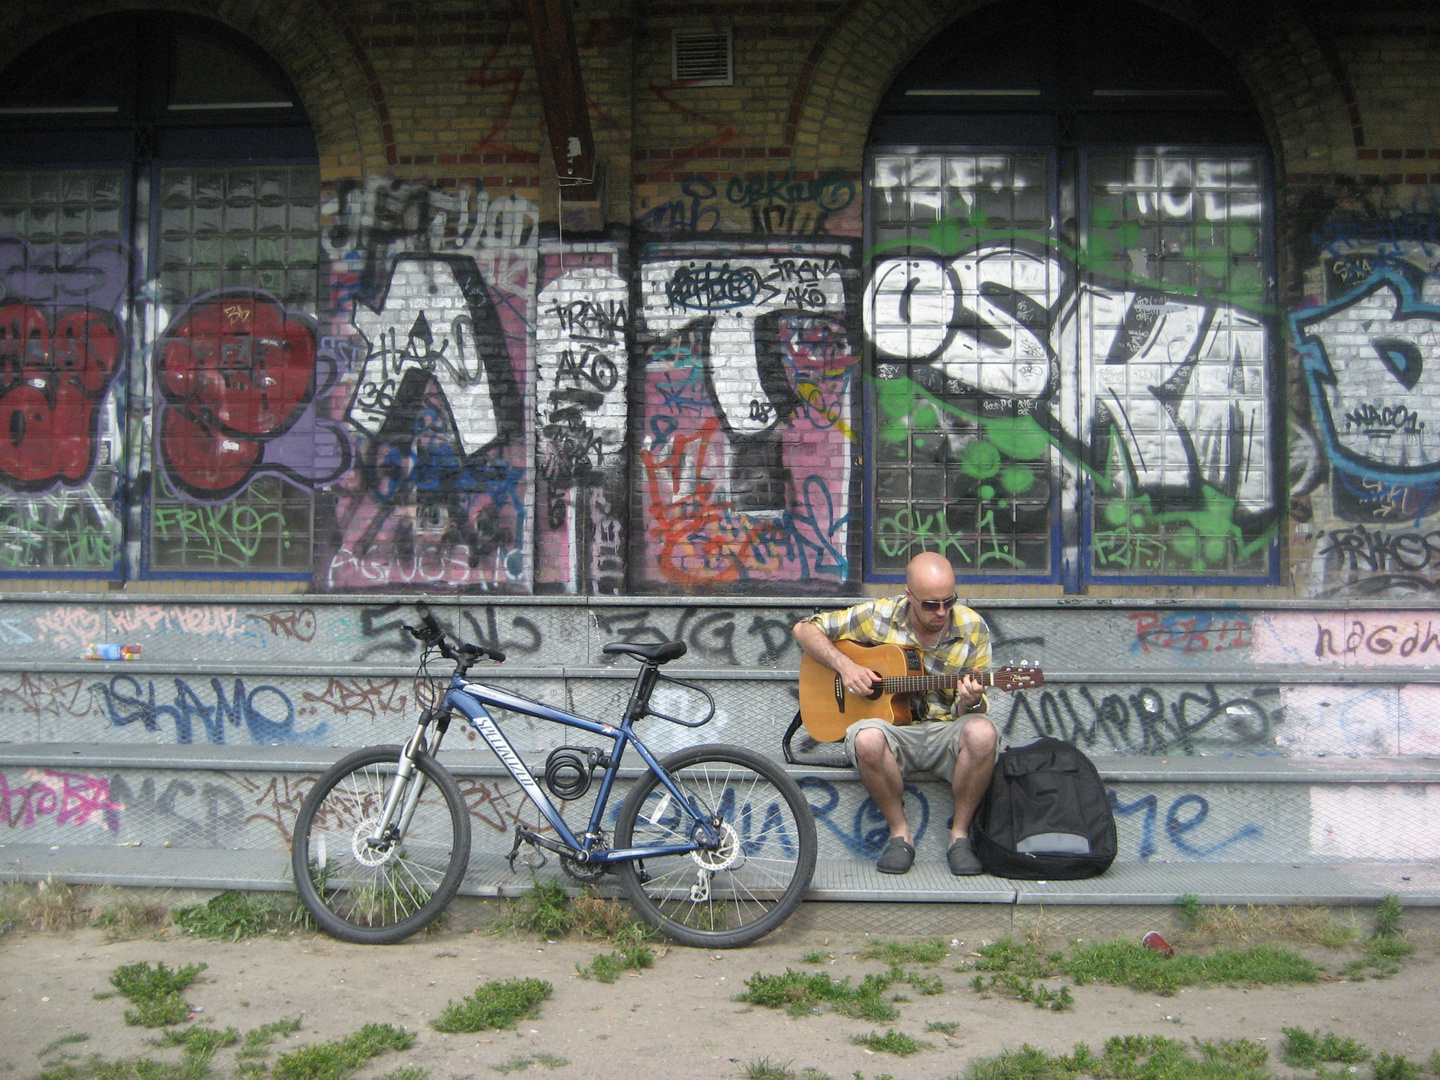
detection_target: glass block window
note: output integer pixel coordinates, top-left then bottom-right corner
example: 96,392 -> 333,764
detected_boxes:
1080,150 -> 1271,579
148,164 -> 321,574
155,166 -> 319,308
865,147 -> 1273,585
866,152 -> 1060,579
0,169 -> 126,573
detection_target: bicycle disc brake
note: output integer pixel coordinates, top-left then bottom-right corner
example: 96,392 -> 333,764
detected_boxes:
689,820 -> 742,872
351,820 -> 397,867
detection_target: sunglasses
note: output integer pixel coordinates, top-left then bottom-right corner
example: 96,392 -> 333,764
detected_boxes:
910,593 -> 958,612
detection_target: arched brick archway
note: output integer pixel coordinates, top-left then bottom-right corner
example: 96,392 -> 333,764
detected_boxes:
0,0 -> 392,172
785,0 -> 1357,185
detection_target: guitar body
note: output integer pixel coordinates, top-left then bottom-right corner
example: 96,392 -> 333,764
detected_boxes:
797,640 -> 1044,742
798,642 -> 920,742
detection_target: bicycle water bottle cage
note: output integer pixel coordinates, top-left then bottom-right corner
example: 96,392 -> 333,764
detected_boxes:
602,640 -> 687,664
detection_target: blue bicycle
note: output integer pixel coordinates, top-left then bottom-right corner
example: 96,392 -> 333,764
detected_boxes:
292,604 -> 817,948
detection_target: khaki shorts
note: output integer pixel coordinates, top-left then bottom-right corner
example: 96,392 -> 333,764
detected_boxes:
843,715 -> 995,780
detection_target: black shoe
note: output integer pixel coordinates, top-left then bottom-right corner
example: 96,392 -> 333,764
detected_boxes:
946,837 -> 982,876
876,836 -> 915,874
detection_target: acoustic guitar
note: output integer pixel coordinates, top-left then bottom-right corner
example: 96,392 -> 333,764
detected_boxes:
798,640 -> 1044,742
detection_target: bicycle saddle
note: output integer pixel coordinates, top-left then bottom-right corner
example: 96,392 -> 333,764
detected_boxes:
602,640 -> 687,664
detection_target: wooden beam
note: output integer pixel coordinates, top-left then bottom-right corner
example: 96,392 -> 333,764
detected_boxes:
525,0 -> 598,202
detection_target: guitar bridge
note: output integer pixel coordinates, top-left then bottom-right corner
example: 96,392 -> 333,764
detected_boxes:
832,672 -> 845,712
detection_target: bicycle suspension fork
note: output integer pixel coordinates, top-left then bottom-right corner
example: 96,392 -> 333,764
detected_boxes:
369,707 -> 450,850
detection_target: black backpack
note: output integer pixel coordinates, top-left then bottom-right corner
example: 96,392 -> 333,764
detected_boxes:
971,737 -> 1116,880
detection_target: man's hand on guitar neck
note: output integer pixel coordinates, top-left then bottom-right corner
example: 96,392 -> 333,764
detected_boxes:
954,673 -> 986,714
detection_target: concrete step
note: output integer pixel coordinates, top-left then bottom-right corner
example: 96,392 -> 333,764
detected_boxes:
4,743 -> 1438,906
3,841 -> 1436,908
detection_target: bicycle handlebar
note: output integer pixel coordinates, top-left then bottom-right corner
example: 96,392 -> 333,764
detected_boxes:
405,603 -> 507,666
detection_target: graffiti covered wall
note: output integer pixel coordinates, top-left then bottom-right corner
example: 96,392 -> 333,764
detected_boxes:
0,178 -> 130,575
1291,205 -> 1440,597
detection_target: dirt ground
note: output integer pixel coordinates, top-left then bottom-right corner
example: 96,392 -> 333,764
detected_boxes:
3,917 -> 1439,1080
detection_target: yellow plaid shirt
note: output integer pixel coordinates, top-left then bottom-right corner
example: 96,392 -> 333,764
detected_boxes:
804,595 -> 992,721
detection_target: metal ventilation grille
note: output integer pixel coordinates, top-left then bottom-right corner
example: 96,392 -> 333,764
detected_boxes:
673,28 -> 732,85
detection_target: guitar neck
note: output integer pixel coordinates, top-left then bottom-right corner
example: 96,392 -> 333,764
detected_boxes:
879,668 -> 993,696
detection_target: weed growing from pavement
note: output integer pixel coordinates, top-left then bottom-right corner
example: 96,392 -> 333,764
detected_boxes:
1176,894 -> 1360,950
1,878 -> 90,933
270,1023 -> 414,1080
576,925 -> 655,982
98,961 -> 208,1027
494,880 -> 572,939
1371,1052 -> 1427,1080
1281,1028 -> 1371,1067
970,971 -> 1075,1010
36,1035 -> 91,1059
742,1059 -> 796,1080
800,948 -> 830,964
87,889 -> 172,940
153,1028 -> 241,1059
956,1035 -> 1280,1080
848,1030 -> 930,1056
171,891 -> 300,941
569,891 -> 631,938
859,937 -> 949,965
429,977 -> 552,1033
738,968 -> 903,1022
1374,895 -> 1405,939
489,1052 -> 569,1074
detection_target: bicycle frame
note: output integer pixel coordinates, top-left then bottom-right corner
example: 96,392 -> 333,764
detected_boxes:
432,670 -> 723,865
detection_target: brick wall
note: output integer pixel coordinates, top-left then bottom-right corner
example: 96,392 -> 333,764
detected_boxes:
2,0 -> 1440,600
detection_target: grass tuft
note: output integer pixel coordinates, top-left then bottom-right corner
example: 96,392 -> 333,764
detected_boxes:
37,1034 -> 92,1060
1281,1028 -> 1370,1068
271,1023 -> 414,1080
171,891 -> 295,941
578,928 -> 655,983
569,891 -> 632,939
859,938 -> 949,965
743,1058 -> 796,1080
1064,939 -> 1320,997
738,968 -> 901,1023
105,961 -> 207,1028
1373,1053 -> 1425,1080
151,1027 -> 241,1059
493,881 -> 573,940
430,977 -> 552,1033
849,1030 -> 930,1056
88,890 -> 172,940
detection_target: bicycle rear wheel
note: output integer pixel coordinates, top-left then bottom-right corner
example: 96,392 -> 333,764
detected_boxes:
614,743 -> 816,948
292,745 -> 471,944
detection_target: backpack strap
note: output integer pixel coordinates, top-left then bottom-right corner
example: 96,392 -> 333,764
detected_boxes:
781,711 -> 805,765
782,710 -> 852,768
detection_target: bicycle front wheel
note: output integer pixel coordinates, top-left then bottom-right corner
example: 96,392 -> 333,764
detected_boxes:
614,744 -> 816,948
292,745 -> 471,944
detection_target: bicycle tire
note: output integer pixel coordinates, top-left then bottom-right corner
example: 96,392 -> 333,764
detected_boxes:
292,744 -> 471,945
614,743 -> 816,948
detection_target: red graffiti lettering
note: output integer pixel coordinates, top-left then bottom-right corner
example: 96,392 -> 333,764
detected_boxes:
0,304 -> 120,492
157,292 -> 316,499
302,677 -> 408,718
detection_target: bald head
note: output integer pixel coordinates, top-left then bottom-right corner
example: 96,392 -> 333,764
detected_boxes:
906,552 -> 956,594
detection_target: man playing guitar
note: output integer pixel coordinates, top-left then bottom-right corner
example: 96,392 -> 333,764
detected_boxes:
792,552 -> 996,876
